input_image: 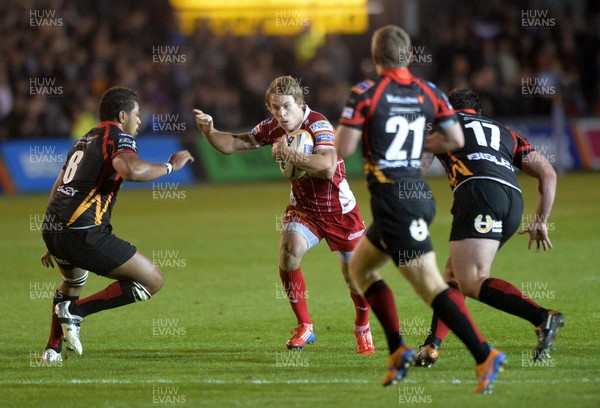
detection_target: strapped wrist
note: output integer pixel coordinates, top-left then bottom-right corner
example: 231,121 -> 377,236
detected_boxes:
164,162 -> 174,174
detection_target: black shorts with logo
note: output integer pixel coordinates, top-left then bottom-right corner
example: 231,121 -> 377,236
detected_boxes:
450,179 -> 523,247
366,180 -> 435,266
42,219 -> 137,276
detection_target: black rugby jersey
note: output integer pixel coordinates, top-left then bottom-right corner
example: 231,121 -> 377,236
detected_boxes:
436,109 -> 534,192
46,121 -> 138,228
340,68 -> 457,187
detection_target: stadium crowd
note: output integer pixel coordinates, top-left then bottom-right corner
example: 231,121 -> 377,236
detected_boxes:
0,0 -> 598,140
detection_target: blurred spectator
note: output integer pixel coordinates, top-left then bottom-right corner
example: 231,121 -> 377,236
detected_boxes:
0,0 -> 598,139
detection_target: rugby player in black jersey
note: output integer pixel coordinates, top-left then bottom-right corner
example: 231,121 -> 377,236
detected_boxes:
415,89 -> 563,368
39,87 -> 194,360
335,25 -> 505,393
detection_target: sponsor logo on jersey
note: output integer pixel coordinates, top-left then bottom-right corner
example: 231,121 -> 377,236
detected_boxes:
467,152 -> 514,171
409,218 -> 429,241
385,95 -> 420,104
118,137 -> 137,151
303,144 -> 313,154
474,214 -> 503,233
57,185 -> 78,197
341,107 -> 354,119
309,120 -> 334,133
351,80 -> 375,95
316,134 -> 334,143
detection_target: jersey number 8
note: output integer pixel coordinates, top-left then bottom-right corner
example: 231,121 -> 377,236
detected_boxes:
63,150 -> 84,184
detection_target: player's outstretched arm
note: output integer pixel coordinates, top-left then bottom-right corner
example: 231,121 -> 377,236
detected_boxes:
193,109 -> 256,154
518,150 -> 557,251
112,151 -> 194,182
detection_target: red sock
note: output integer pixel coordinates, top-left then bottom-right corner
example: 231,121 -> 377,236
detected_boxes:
350,291 -> 370,327
279,267 -> 311,324
47,303 -> 62,351
431,311 -> 451,343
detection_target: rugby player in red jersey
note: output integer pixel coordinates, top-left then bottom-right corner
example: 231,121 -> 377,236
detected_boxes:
40,87 -> 194,361
194,76 -> 374,354
335,25 -> 504,393
414,89 -> 563,367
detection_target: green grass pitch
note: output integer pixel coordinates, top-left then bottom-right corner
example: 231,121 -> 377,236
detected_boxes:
0,172 -> 599,407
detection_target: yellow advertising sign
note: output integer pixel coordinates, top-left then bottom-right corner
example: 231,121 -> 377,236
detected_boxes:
169,0 -> 368,36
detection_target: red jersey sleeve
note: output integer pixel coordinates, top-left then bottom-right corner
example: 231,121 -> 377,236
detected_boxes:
308,118 -> 336,151
250,118 -> 278,147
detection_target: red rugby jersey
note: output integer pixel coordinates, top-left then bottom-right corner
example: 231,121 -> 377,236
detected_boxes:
249,106 -> 357,215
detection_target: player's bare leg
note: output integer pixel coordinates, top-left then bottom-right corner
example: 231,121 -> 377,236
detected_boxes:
450,239 -> 499,299
339,255 -> 374,354
54,251 -> 162,355
451,238 -> 563,361
279,230 -> 314,349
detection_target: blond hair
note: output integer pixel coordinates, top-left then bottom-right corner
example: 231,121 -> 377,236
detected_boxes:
371,25 -> 412,69
265,76 -> 305,109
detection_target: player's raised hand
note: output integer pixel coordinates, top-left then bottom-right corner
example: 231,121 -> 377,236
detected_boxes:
168,150 -> 195,172
193,109 -> 213,134
518,221 -> 553,252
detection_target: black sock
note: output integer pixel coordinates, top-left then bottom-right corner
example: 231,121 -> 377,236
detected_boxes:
478,278 -> 548,326
364,280 -> 403,353
69,281 -> 150,318
424,282 -> 460,348
431,288 -> 489,364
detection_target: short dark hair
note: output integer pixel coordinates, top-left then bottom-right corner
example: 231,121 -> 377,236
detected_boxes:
98,87 -> 138,121
371,25 -> 412,68
448,89 -> 482,113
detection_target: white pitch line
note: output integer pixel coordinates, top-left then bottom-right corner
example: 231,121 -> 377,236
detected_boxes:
0,378 -> 598,386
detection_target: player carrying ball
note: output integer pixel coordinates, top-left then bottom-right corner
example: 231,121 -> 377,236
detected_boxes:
194,76 -> 375,354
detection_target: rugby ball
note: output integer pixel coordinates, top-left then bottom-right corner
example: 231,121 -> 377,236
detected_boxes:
279,129 -> 314,179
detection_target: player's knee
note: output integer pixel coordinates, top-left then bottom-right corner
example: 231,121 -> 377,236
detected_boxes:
349,264 -> 378,293
456,279 -> 479,299
280,255 -> 301,271
145,267 -> 164,295
280,246 -> 302,271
